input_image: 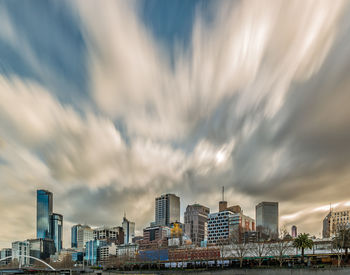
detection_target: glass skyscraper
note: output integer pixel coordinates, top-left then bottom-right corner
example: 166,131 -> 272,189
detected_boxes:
51,213 -> 63,252
255,201 -> 279,239
36,190 -> 53,239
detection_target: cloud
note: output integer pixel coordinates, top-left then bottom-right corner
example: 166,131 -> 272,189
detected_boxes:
1,0 -> 350,249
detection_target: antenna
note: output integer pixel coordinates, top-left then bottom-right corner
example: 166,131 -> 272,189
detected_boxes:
222,186 -> 225,201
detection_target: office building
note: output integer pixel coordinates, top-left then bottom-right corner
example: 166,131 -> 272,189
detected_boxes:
207,210 -> 255,244
184,204 -> 210,246
36,190 -> 53,239
122,215 -> 135,244
291,225 -> 298,238
155,194 -> 180,226
0,248 -> 12,266
76,225 -> 94,250
85,239 -> 107,265
71,224 -> 80,248
256,202 -> 279,239
99,243 -> 117,264
323,209 -> 350,238
11,241 -> 30,266
139,225 -> 170,249
36,189 -> 63,252
93,226 -> 124,245
51,213 -> 63,252
28,238 -> 55,262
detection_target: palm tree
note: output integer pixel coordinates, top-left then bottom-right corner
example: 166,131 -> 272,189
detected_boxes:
293,233 -> 313,264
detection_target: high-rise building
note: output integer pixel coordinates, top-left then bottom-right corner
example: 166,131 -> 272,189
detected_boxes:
155,194 -> 180,226
291,225 -> 297,238
184,204 -> 210,246
36,190 -> 53,239
323,209 -> 350,238
36,189 -> 63,252
76,225 -> 94,250
51,213 -> 63,252
93,226 -> 124,245
85,239 -> 107,265
256,202 -> 279,239
28,238 -> 55,262
71,224 -> 81,248
11,241 -> 30,266
207,210 -> 255,244
122,215 -> 135,244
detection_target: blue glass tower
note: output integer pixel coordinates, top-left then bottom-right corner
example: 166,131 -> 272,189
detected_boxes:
36,190 -> 53,239
51,213 -> 63,252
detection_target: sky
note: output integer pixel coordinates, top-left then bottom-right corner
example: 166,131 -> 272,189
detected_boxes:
1,0 -> 350,249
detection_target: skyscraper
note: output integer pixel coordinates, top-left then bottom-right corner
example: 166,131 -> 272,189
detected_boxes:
36,189 -> 63,253
71,224 -> 81,248
36,190 -> 53,239
256,202 -> 279,239
51,213 -> 63,252
155,194 -> 180,226
122,215 -> 135,244
184,204 -> 210,246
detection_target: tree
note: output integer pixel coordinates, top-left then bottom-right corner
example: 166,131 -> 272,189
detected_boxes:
250,240 -> 271,267
229,232 -> 249,268
332,225 -> 350,267
293,233 -> 313,264
270,227 -> 292,267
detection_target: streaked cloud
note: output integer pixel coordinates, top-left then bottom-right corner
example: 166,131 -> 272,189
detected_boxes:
0,0 -> 350,248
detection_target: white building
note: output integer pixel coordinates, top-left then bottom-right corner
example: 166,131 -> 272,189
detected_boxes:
11,241 -> 30,266
77,225 -> 94,250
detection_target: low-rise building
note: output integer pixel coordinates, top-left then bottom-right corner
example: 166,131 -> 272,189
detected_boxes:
0,248 -> 12,266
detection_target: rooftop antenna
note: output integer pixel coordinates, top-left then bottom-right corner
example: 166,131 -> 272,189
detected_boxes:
222,186 -> 225,201
124,209 -> 126,219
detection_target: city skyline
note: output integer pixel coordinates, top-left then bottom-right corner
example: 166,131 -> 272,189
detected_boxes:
0,188 -> 347,249
1,0 -> 350,251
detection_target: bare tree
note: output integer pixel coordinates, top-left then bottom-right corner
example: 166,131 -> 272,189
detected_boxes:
270,227 -> 292,267
332,224 -> 350,267
229,231 -> 250,268
250,240 -> 271,267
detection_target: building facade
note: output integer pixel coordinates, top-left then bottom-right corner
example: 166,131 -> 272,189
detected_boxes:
11,241 -> 30,266
51,213 -> 63,252
122,216 -> 135,244
93,226 -> 124,245
323,209 -> 350,238
256,202 -> 279,239
36,190 -> 53,239
71,224 -> 80,248
85,239 -> 107,265
139,225 -> 170,249
155,194 -> 180,226
184,204 -> 210,246
28,238 -> 56,262
0,248 -> 12,266
207,210 -> 255,244
77,225 -> 94,250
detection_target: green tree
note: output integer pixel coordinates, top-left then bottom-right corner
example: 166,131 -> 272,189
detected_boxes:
293,233 -> 313,264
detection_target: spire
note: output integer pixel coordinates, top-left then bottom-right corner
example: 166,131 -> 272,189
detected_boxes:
222,186 -> 225,201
